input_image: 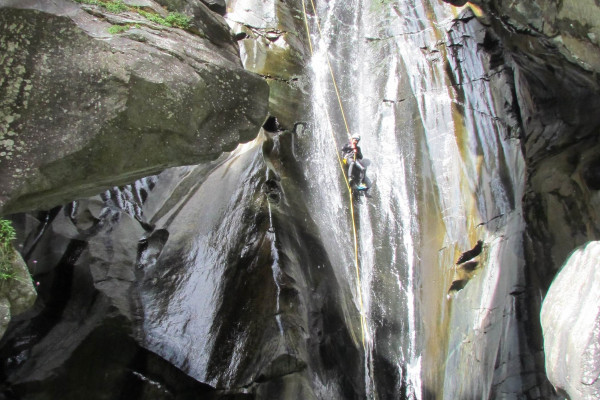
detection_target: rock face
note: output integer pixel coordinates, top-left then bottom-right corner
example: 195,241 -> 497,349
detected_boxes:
456,0 -> 600,397
541,241 -> 600,399
0,178 -> 220,398
0,130 -> 363,399
141,133 -> 362,398
406,7 -> 554,398
0,0 -> 269,214
445,0 -> 600,286
468,0 -> 600,75
225,0 -> 310,130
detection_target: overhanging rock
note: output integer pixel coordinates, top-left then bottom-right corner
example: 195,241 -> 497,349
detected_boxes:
541,241 -> 600,400
0,0 -> 269,214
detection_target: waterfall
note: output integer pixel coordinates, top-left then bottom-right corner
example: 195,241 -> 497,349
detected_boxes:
301,0 -> 525,398
302,1 -> 428,397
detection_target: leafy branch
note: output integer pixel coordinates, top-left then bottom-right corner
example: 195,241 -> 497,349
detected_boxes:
0,219 -> 17,281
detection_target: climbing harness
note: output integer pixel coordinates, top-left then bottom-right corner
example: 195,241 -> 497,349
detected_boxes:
301,0 -> 368,350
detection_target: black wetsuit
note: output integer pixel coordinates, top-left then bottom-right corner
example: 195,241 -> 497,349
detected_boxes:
341,142 -> 366,184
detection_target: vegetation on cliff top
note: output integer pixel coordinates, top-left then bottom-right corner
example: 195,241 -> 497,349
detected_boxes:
73,0 -> 192,31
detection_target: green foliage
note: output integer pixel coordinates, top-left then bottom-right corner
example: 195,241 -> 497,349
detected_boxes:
165,12 -> 192,29
74,0 -> 128,13
73,0 -> 192,30
137,10 -> 191,29
105,0 -> 129,13
137,9 -> 164,25
0,219 -> 16,281
0,219 -> 16,247
108,24 -> 130,34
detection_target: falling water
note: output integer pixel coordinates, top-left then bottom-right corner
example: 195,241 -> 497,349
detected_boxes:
301,0 -> 525,398
302,0 -> 430,397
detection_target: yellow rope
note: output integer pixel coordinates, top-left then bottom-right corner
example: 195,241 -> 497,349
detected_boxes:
301,0 -> 368,350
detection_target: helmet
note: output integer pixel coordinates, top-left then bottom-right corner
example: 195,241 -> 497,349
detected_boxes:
351,134 -> 360,141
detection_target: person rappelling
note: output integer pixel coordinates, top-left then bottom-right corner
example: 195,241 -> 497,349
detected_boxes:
341,134 -> 368,190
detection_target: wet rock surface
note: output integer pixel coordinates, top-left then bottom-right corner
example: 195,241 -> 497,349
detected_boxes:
0,0 -> 269,214
0,131 -> 364,399
457,0 -> 600,397
225,0 -> 310,130
455,1 -> 600,283
138,133 -> 363,397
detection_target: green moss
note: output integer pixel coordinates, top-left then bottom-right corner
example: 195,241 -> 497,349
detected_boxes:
74,0 -> 129,13
137,10 -> 165,25
73,0 -> 191,30
0,219 -> 16,281
137,10 -> 191,29
105,0 -> 129,12
108,24 -> 130,34
164,12 -> 191,29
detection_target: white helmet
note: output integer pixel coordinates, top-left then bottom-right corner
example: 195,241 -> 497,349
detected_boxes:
351,134 -> 360,141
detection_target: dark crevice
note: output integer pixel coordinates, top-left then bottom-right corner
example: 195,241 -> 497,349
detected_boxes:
0,239 -> 87,382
